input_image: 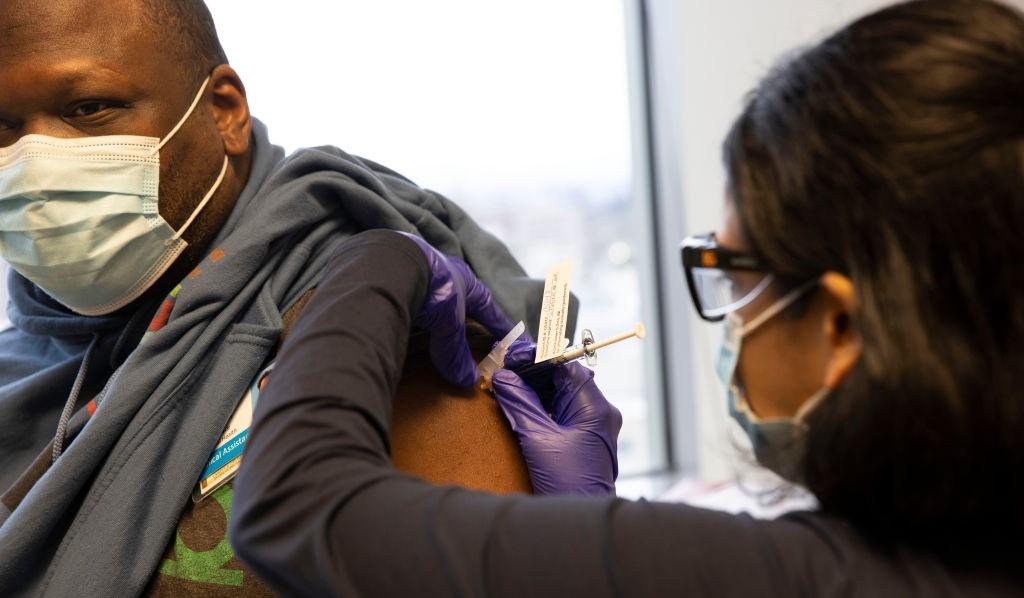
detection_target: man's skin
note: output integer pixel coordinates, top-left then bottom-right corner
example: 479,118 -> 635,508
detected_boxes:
0,0 -> 252,314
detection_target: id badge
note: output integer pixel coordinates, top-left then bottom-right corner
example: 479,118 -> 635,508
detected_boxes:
192,363 -> 275,503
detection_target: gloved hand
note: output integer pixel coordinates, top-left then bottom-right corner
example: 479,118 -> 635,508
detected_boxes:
399,232 -> 513,388
491,339 -> 622,496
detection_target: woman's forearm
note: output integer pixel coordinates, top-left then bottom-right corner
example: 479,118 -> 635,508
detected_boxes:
230,230 -> 432,595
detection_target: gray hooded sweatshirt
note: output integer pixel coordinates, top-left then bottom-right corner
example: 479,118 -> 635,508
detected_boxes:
0,120 -> 559,597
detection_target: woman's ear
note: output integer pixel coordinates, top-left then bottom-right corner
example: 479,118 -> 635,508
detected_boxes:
819,272 -> 862,389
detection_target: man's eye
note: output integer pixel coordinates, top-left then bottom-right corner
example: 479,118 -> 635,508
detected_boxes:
66,101 -> 123,118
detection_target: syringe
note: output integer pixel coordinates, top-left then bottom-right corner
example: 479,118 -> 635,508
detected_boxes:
512,323 -> 646,378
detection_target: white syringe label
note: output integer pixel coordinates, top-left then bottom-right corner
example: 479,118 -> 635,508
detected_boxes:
535,259 -> 573,363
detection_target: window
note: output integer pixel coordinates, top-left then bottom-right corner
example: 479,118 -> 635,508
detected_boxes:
206,0 -> 667,475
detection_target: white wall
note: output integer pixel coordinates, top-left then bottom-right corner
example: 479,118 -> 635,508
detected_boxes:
646,0 -> 896,481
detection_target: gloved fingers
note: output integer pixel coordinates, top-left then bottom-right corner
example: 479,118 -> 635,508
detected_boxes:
450,258 -> 514,337
573,461 -> 617,495
551,363 -> 622,432
502,339 -> 561,409
413,261 -> 455,331
549,362 -> 596,422
429,332 -> 478,388
426,295 -> 478,388
583,425 -> 622,481
397,231 -> 446,279
550,363 -> 622,480
501,338 -> 537,371
491,369 -> 558,434
523,467 -> 559,497
469,297 -> 514,340
396,232 -> 489,388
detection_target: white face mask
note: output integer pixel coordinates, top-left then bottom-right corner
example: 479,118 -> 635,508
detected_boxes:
0,76 -> 228,316
715,278 -> 826,481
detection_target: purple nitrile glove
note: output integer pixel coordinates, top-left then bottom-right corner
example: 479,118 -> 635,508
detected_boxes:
491,339 -> 622,496
399,232 -> 514,388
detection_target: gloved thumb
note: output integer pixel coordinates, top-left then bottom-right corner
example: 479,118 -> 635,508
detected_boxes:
491,369 -> 556,435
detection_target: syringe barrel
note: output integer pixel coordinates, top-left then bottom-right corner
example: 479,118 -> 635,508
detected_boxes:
510,352 -> 574,378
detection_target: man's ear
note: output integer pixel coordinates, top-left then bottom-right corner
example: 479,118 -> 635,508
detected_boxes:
208,64 -> 251,157
819,271 -> 862,389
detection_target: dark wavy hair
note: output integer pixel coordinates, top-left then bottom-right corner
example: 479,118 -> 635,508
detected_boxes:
724,0 -> 1024,551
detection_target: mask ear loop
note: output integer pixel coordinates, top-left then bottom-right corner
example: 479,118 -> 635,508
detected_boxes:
153,75 -> 213,155
167,156 -> 229,244
794,387 -> 830,425
739,279 -> 819,337
146,74 -> 231,245
737,278 -> 830,427
729,278 -> 820,423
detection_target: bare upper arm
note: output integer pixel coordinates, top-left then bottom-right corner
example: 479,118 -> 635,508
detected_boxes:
280,291 -> 532,495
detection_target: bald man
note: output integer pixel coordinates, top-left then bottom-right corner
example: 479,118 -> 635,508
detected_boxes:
0,1 -> 563,596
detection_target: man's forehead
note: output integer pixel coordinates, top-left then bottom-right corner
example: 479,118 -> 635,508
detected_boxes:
0,0 -> 187,93
0,0 -> 148,61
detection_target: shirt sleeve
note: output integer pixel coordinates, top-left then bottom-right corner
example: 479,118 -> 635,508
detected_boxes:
230,229 -> 846,598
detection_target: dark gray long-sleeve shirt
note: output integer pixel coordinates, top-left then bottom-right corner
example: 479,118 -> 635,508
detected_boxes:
230,229 -> 1020,597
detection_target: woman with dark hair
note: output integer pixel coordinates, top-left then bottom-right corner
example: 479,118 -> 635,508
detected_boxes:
230,0 -> 1024,595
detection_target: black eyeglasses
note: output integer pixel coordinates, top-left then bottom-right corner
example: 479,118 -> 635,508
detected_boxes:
680,233 -> 773,322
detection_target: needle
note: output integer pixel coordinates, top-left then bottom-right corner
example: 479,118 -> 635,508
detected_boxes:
513,323 -> 646,377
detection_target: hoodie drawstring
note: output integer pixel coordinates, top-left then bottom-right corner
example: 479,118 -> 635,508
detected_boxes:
52,332 -> 101,463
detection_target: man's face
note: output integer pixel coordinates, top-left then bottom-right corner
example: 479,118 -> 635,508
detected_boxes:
0,0 -> 249,307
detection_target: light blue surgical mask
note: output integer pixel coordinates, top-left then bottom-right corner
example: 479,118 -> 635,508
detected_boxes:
0,76 -> 228,316
715,278 -> 826,482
